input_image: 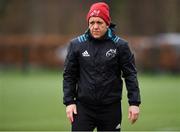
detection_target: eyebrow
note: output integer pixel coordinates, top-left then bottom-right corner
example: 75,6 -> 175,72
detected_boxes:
89,20 -> 103,23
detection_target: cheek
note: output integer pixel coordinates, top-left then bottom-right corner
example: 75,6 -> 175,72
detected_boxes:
89,27 -> 93,34
89,24 -> 94,29
101,26 -> 108,33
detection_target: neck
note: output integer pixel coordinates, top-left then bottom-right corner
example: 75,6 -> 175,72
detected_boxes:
90,31 -> 108,40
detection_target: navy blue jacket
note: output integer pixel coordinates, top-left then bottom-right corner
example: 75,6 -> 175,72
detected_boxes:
63,27 -> 141,106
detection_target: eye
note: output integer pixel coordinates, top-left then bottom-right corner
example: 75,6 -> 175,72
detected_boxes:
97,21 -> 103,25
89,21 -> 95,25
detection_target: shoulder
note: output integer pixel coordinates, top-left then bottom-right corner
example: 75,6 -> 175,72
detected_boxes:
68,34 -> 88,52
110,36 -> 132,55
107,28 -> 128,45
110,35 -> 128,48
71,34 -> 88,45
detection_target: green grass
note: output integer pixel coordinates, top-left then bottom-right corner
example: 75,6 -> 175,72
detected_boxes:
0,69 -> 68,131
121,74 -> 180,131
0,69 -> 180,131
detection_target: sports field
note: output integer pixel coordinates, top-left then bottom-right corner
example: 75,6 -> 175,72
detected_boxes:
0,69 -> 180,131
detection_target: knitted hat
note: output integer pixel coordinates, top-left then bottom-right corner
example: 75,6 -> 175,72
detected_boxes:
86,2 -> 111,26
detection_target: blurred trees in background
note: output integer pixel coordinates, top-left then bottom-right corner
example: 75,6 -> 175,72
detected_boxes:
0,0 -> 180,35
0,0 -> 180,72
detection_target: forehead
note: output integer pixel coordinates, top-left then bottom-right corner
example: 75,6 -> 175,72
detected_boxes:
89,17 -> 105,23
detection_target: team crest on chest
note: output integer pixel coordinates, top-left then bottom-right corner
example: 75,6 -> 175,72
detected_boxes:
106,49 -> 116,58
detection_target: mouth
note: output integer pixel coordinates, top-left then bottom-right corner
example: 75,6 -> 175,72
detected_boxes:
93,31 -> 100,34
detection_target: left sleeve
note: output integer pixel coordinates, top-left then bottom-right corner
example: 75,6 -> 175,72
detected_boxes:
118,41 -> 141,106
63,42 -> 79,106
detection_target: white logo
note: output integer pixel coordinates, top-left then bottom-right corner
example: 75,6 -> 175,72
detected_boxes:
90,10 -> 100,17
115,123 -> 121,129
82,50 -> 90,57
106,49 -> 116,57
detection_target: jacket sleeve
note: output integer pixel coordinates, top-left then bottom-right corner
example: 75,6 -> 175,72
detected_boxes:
63,41 -> 79,106
118,41 -> 141,106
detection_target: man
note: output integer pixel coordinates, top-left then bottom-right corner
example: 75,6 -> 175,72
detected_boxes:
63,2 -> 141,131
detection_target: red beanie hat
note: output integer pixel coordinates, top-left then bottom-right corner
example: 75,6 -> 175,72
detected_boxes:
86,2 -> 111,26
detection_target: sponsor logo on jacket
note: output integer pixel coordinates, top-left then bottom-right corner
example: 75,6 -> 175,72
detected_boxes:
82,50 -> 90,57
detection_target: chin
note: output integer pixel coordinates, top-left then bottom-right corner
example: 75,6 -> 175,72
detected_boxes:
92,35 -> 101,39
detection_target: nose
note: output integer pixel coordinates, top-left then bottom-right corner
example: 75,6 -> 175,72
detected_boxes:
93,23 -> 99,29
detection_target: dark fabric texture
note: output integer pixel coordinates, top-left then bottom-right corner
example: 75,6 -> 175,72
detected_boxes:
72,101 -> 122,131
63,27 -> 141,106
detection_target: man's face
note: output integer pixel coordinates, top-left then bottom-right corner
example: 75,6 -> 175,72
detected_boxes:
88,17 -> 109,39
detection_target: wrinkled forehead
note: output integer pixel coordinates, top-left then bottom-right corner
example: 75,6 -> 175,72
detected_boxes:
88,17 -> 106,23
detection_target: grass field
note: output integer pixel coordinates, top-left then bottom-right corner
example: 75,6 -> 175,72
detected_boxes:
0,69 -> 180,131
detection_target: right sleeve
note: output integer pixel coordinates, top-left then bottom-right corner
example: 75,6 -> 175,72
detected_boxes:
118,42 -> 141,106
63,42 -> 79,106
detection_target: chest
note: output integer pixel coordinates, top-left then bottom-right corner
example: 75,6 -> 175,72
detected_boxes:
78,41 -> 119,67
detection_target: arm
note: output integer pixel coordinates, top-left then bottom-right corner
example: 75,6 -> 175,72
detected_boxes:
119,42 -> 141,124
63,42 -> 79,123
63,42 -> 79,106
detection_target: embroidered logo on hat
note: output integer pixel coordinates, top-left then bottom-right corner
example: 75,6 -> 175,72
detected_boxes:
90,10 -> 100,17
87,2 -> 111,26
